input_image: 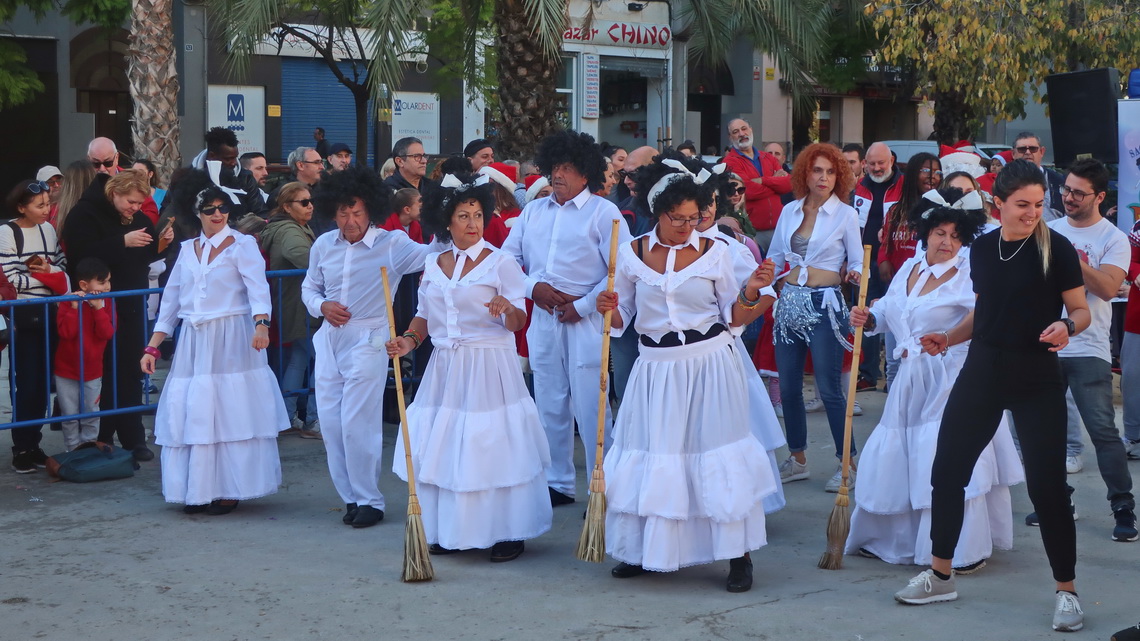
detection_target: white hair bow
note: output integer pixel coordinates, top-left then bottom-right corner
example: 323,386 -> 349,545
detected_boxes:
440,173 -> 489,210
647,160 -> 728,214
919,188 -> 984,218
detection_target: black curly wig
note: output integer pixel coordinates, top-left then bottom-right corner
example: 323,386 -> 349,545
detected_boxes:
634,153 -> 715,218
533,130 -> 607,193
165,168 -> 217,234
909,186 -> 988,249
312,166 -> 391,225
421,173 -> 497,243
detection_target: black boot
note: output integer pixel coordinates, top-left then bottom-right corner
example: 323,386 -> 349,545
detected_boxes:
726,553 -> 753,593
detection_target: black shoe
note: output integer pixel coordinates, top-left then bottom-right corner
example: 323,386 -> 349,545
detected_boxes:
1113,508 -> 1139,542
26,448 -> 48,468
429,544 -> 459,555
342,503 -> 359,525
133,446 -> 155,462
207,500 -> 239,515
726,554 -> 753,593
549,488 -> 575,507
490,541 -> 525,562
611,562 -> 646,578
351,505 -> 384,528
953,559 -> 987,575
11,450 -> 38,474
183,504 -> 209,514
1112,621 -> 1140,641
1027,486 -> 1077,526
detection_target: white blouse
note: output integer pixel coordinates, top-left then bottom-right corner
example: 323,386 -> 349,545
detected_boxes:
611,231 -> 740,343
699,227 -> 778,298
768,194 -> 864,286
416,241 -> 527,350
865,251 -> 974,359
154,226 -> 272,334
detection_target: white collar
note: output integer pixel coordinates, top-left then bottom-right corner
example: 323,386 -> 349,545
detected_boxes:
198,224 -> 233,249
646,228 -> 700,252
552,186 -> 593,209
452,238 -> 487,262
335,225 -> 380,247
919,250 -> 965,278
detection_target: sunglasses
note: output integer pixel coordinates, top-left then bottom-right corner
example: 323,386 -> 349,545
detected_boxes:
1014,145 -> 1041,154
288,198 -> 313,207
26,181 -> 50,194
199,204 -> 231,215
618,169 -> 639,180
90,158 -> 116,169
733,186 -> 746,195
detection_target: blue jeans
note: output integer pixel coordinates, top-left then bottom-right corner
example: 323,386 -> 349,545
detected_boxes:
1060,356 -> 1134,512
774,290 -> 856,459
282,335 -> 315,421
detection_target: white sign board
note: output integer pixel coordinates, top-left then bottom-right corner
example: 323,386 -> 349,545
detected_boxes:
207,85 -> 266,155
393,92 -> 440,155
563,21 -> 672,50
1119,100 -> 1140,234
582,54 -> 600,119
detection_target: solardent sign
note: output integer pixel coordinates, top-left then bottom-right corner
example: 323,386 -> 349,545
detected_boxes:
563,21 -> 672,50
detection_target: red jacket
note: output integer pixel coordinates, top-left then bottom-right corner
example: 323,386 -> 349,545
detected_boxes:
878,214 -> 918,269
1125,218 -> 1140,334
853,173 -> 905,231
723,148 -> 792,231
379,213 -> 424,244
54,300 -> 116,381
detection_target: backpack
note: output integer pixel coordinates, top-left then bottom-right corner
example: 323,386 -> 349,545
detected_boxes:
46,442 -> 139,482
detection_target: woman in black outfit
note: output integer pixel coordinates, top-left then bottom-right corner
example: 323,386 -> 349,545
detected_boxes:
61,169 -> 172,461
892,160 -> 1091,633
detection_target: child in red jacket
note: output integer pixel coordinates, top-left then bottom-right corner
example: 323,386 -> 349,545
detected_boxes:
54,257 -> 115,450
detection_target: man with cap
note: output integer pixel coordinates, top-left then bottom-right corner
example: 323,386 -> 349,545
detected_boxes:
464,139 -> 495,171
36,166 -> 63,226
385,136 -> 437,196
327,143 -> 353,172
617,146 -> 658,236
502,130 -> 631,506
301,167 -> 445,528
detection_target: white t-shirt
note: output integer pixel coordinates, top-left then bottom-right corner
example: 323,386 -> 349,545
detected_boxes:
1047,216 -> 1130,362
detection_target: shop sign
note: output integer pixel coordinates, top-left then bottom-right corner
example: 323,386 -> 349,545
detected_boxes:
393,92 -> 440,155
582,54 -> 600,119
563,21 -> 671,49
1118,100 -> 1140,233
208,85 -> 266,154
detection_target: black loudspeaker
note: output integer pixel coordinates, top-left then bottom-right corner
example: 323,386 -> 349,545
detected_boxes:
1045,68 -> 1120,167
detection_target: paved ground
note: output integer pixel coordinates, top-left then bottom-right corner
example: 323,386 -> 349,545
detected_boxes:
1,376 -> 1137,641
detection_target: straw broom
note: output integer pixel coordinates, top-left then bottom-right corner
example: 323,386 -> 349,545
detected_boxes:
382,267 -> 434,582
818,244 -> 873,571
575,219 -> 622,562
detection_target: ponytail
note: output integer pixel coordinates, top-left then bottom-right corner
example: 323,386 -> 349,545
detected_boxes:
1033,218 -> 1051,277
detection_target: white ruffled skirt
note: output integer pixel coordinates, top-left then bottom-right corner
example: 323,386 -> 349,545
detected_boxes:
605,333 -> 777,572
155,314 -> 289,505
394,344 -> 552,549
735,335 -> 786,514
845,348 -> 1024,566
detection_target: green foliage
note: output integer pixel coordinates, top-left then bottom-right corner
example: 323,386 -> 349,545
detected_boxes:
422,0 -> 497,105
0,39 -> 44,110
60,0 -> 130,30
812,17 -> 880,94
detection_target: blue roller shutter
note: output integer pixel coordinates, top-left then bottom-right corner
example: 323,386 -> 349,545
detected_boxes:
280,58 -> 377,166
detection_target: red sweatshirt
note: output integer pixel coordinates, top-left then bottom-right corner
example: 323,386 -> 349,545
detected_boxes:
54,300 -> 116,381
380,213 -> 424,244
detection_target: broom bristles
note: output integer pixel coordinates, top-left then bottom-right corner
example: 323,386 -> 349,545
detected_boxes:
401,497 -> 434,582
817,500 -> 850,570
575,489 -> 607,563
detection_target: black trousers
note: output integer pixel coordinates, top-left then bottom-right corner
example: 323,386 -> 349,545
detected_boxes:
97,298 -> 145,450
930,341 -> 1076,582
8,306 -> 53,452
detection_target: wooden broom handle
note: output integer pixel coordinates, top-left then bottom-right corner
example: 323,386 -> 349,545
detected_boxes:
593,219 -> 622,463
839,245 -> 873,483
382,267 -> 419,493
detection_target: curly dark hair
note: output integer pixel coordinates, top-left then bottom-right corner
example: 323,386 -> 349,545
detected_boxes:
165,169 -> 216,233
421,173 -> 496,243
634,154 -> 713,218
312,166 -> 391,224
790,142 -> 856,203
533,129 -> 607,193
910,186 -> 987,249
205,126 -> 238,154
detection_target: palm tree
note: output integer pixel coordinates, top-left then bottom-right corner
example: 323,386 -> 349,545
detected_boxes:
128,0 -> 182,184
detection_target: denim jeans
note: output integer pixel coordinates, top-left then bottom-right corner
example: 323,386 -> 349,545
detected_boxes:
1064,389 -> 1084,458
1060,356 -> 1135,512
857,267 -> 887,385
282,335 -> 315,421
774,290 -> 855,459
1121,332 -> 1140,442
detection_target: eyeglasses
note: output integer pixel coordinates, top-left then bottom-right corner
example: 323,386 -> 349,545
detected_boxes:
1060,185 -> 1097,201
300,159 -> 323,165
1014,145 -> 1041,154
26,181 -> 50,194
398,153 -> 428,162
665,214 -> 709,227
46,177 -> 63,188
90,158 -> 115,169
199,204 -> 231,215
288,199 -> 313,207
919,168 -> 944,177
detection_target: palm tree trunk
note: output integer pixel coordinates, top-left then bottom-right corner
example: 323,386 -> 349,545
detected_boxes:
494,0 -> 562,159
128,0 -> 181,184
932,88 -> 976,145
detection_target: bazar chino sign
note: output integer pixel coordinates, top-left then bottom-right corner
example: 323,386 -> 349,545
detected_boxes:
563,21 -> 672,50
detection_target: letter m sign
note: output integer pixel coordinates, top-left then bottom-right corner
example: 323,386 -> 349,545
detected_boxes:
227,94 -> 245,122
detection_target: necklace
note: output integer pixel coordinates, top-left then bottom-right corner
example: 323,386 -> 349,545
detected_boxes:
997,234 -> 1031,262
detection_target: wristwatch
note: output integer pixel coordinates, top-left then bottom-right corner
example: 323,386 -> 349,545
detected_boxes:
254,319 -> 270,328
1061,318 -> 1075,336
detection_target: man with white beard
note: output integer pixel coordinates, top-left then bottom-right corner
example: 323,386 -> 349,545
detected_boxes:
723,118 -> 791,253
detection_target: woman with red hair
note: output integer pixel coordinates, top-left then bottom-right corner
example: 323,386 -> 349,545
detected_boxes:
767,143 -> 863,493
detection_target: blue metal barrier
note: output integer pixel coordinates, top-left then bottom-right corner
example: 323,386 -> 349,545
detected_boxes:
0,268 -> 421,433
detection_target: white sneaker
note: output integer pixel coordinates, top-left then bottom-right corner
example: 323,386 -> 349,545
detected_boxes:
825,465 -> 855,493
804,397 -> 824,413
1126,438 -> 1140,460
1052,591 -> 1084,632
1066,455 -> 1083,474
894,569 -> 958,605
778,456 -> 809,483
773,403 -> 784,418
852,400 -> 863,417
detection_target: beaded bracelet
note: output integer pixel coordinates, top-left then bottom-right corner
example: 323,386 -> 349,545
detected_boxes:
402,329 -> 423,350
737,287 -> 762,310
143,346 -> 161,358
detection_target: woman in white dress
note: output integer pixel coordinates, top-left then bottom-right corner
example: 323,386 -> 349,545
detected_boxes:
845,187 -> 1024,569
597,158 -> 777,592
141,185 -> 289,515
388,174 -> 551,562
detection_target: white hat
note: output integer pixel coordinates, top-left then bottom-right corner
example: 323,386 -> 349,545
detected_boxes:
524,177 -> 549,203
477,165 -> 516,194
36,166 -> 62,183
